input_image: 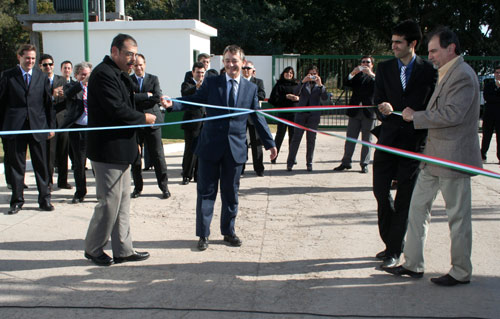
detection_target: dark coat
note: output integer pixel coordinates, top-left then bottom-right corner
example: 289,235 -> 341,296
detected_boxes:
86,55 -> 146,165
373,56 -> 437,152
344,72 -> 376,118
0,66 -> 54,142
483,80 -> 500,117
131,73 -> 164,130
249,77 -> 266,101
61,81 -> 85,128
268,78 -> 299,108
295,81 -> 328,107
180,79 -> 204,131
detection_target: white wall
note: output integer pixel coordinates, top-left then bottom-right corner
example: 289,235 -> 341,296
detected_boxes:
33,20 -> 217,97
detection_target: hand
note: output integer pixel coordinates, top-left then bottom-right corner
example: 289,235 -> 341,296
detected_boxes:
144,113 -> 156,125
47,132 -> 55,139
269,147 -> 278,160
161,95 -> 173,108
378,102 -> 393,116
53,86 -> 64,98
402,107 -> 415,122
314,75 -> 323,86
147,92 -> 153,98
286,94 -> 299,101
196,79 -> 203,89
350,67 -> 361,77
360,67 -> 375,78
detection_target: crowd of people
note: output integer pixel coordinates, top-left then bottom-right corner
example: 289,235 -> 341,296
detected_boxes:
0,19 -> 492,286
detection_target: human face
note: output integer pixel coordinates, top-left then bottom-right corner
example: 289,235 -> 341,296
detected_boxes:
494,69 -> 500,82
283,69 -> 294,80
428,36 -> 456,69
391,35 -> 414,61
17,50 -> 36,72
133,56 -> 146,77
360,58 -> 373,70
61,63 -> 73,78
192,67 -> 205,82
223,51 -> 243,79
40,58 -> 55,76
199,57 -> 210,70
76,67 -> 91,82
111,39 -> 138,73
242,62 -> 254,79
307,68 -> 318,77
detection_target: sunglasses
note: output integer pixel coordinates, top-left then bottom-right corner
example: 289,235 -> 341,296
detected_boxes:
361,60 -> 371,64
42,63 -> 54,67
242,67 -> 253,70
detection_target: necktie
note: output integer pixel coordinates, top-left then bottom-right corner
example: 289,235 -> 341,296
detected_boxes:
24,73 -> 30,87
138,77 -> 143,92
400,65 -> 407,91
83,84 -> 88,117
228,79 -> 235,107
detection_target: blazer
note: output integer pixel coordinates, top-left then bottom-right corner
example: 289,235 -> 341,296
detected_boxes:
61,81 -> 85,128
268,78 -> 299,108
172,74 -> 275,164
483,80 -> 500,116
249,77 -> 266,101
130,73 -> 164,130
0,66 -> 54,142
180,79 -> 204,131
86,55 -> 146,165
374,56 -> 437,152
413,56 -> 482,178
295,81 -> 328,107
52,75 -> 72,113
344,72 -> 376,118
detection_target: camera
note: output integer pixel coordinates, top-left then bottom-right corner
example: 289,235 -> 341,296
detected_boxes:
310,75 -> 317,80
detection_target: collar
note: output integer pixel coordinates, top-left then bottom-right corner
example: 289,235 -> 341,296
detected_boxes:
18,65 -> 33,77
135,74 -> 144,81
225,73 -> 241,84
438,55 -> 460,84
398,54 -> 416,69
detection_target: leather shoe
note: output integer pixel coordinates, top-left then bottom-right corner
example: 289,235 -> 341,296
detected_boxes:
256,171 -> 264,177
58,183 -> 73,190
286,166 -> 292,171
181,177 -> 190,185
360,165 -> 368,173
375,250 -> 387,260
380,256 -> 399,268
162,190 -> 171,199
198,237 -> 209,251
223,234 -> 242,247
131,189 -> 141,198
430,274 -> 470,286
113,251 -> 150,264
383,265 -> 424,278
8,204 -> 22,215
333,164 -> 352,171
84,252 -> 113,266
39,203 -> 55,211
71,195 -> 84,204
307,164 -> 313,171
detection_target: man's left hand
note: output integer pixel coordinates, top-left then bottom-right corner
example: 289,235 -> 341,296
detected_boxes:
269,147 -> 278,160
402,107 -> 415,122
47,132 -> 55,139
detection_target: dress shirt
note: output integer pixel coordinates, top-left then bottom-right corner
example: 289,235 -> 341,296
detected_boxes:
398,54 -> 417,85
75,82 -> 88,126
225,73 -> 241,106
437,55 -> 460,84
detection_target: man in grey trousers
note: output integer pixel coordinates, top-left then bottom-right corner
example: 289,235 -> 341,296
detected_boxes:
84,33 -> 156,266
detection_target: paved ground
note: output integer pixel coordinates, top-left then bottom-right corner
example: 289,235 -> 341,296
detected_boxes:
0,131 -> 499,319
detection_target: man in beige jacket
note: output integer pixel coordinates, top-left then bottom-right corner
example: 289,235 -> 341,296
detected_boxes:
383,27 -> 482,286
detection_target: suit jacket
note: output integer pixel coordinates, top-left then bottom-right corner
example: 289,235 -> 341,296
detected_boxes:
180,79 -> 204,131
0,66 -> 54,142
61,81 -> 85,128
52,75 -> 70,113
483,80 -> 500,117
295,81 -> 328,107
373,56 -> 437,152
344,72 -> 376,118
413,56 -> 482,178
172,74 -> 275,163
249,77 -> 266,101
130,73 -> 164,130
184,69 -> 219,83
86,55 -> 146,165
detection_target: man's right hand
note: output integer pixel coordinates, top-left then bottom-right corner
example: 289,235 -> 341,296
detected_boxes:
145,113 -> 156,124
161,96 -> 173,108
378,102 -> 393,116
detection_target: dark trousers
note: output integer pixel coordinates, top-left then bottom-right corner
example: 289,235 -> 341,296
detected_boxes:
47,110 -> 69,186
182,128 -> 200,180
286,112 -> 321,167
132,127 -> 168,193
68,126 -> 87,198
6,133 -> 51,207
480,112 -> 500,161
196,150 -> 243,237
372,150 -> 420,257
244,123 -> 264,173
2,137 -> 13,186
274,112 -> 295,160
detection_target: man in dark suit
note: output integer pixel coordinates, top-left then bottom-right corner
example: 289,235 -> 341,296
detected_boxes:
334,55 -> 376,173
0,44 -> 55,214
164,45 -> 277,251
372,20 -> 437,268
39,54 -> 72,190
180,61 -> 206,185
130,54 -> 171,199
61,61 -> 92,204
480,65 -> 500,162
242,60 -> 266,176
84,34 -> 154,266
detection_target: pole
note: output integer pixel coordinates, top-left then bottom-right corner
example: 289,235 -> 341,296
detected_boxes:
83,0 -> 89,61
198,0 -> 201,21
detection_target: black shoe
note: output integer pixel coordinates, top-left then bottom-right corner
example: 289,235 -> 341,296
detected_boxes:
39,203 -> 55,211
182,177 -> 190,185
71,195 -> 84,204
256,171 -> 264,177
307,164 -> 313,171
223,234 -> 242,247
84,252 -> 113,266
430,274 -> 470,286
24,184 -> 28,189
380,256 -> 399,268
375,250 -> 387,260
113,251 -> 150,264
7,184 -> 12,190
360,165 -> 368,173
286,166 -> 292,171
162,190 -> 171,199
333,164 -> 352,171
271,159 -> 276,164
143,167 -> 151,171
58,183 -> 73,190
8,204 -> 22,215
383,265 -> 424,278
198,237 -> 209,251
131,189 -> 141,198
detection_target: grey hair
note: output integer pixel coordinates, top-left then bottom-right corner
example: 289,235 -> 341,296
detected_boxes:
74,61 -> 93,75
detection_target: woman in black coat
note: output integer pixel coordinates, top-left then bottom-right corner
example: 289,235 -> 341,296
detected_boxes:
268,66 -> 299,163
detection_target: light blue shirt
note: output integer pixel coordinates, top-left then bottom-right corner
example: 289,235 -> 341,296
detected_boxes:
225,73 -> 241,106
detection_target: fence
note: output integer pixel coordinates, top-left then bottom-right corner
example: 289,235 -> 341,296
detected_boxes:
270,55 -> 500,128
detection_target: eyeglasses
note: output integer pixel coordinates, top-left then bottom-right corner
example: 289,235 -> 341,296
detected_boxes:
242,67 -> 253,70
361,60 -> 371,64
42,63 -> 54,67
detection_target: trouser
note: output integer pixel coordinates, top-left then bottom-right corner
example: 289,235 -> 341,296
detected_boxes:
182,127 -> 200,179
274,112 -> 295,160
341,113 -> 375,167
68,126 -> 87,198
286,112 -> 321,167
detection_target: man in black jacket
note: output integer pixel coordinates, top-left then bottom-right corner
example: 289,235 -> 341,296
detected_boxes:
334,55 -> 376,173
84,34 -> 155,266
180,61 -> 206,185
130,54 -> 171,199
373,20 -> 437,269
0,44 -> 55,214
480,65 -> 500,162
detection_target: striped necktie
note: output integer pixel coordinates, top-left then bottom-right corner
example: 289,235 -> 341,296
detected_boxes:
400,65 -> 407,91
83,84 -> 88,116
